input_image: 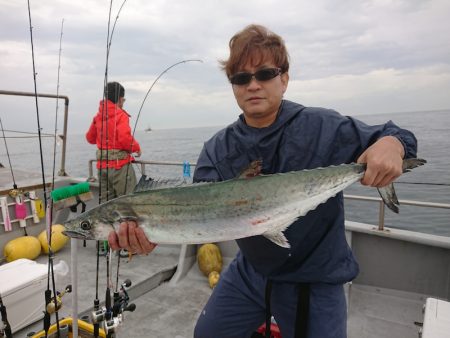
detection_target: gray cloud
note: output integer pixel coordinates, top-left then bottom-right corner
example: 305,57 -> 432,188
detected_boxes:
0,0 -> 449,135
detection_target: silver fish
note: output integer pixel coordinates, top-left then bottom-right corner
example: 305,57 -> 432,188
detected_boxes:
62,158 -> 425,248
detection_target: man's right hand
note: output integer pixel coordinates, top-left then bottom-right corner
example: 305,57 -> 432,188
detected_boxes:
108,220 -> 156,255
134,150 -> 142,158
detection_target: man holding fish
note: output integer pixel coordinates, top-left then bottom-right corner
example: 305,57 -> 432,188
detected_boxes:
108,25 -> 417,338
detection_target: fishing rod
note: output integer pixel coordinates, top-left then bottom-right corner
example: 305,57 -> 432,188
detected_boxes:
26,1 -> 61,336
95,2 -> 129,337
45,18 -> 66,338
93,2 -> 114,337
99,0 -> 127,203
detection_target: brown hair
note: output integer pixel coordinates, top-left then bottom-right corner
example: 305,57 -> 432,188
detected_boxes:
220,24 -> 290,79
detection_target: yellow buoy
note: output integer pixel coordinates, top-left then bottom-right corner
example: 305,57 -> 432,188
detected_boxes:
208,271 -> 220,288
3,236 -> 41,262
197,243 -> 223,288
38,224 -> 69,254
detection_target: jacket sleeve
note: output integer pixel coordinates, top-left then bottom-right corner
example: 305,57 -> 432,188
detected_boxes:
193,146 -> 221,183
116,113 -> 141,153
86,118 -> 97,145
343,117 -> 418,161
316,110 -> 418,165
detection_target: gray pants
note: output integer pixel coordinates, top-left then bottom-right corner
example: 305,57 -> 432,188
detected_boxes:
98,163 -> 137,203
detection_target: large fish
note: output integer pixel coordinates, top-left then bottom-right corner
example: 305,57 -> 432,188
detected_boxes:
62,158 -> 425,248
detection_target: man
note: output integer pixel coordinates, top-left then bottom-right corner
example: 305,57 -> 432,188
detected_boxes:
108,25 -> 417,338
86,81 -> 142,202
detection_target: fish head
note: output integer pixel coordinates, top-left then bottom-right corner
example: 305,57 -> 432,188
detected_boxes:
62,204 -> 119,241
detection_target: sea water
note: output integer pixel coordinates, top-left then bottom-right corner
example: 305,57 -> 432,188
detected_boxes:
1,109 -> 449,236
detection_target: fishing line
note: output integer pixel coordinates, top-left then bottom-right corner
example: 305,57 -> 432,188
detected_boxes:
1,129 -> 57,137
0,117 -> 17,188
124,59 -> 204,189
396,181 -> 450,187
51,18 -> 64,188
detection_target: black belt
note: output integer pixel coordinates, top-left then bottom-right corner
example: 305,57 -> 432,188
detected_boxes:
264,281 -> 310,338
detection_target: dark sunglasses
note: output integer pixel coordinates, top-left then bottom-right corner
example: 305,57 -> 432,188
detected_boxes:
229,68 -> 282,85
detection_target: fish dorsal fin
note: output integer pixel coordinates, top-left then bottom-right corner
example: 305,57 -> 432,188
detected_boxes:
238,160 -> 263,179
133,175 -> 187,193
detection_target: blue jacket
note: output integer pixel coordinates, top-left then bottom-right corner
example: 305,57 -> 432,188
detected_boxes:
193,100 -> 417,284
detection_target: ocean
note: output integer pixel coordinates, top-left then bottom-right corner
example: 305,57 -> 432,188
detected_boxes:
1,109 -> 449,236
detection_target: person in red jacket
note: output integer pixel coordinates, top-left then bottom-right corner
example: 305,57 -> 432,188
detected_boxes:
86,81 -> 141,202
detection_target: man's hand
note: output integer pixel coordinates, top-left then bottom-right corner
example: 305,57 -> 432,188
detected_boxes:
357,136 -> 405,188
134,150 -> 142,158
108,220 -> 156,255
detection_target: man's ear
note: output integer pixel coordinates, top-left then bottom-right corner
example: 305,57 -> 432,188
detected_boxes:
281,72 -> 289,93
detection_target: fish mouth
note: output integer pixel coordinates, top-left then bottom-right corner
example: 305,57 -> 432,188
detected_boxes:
62,230 -> 89,240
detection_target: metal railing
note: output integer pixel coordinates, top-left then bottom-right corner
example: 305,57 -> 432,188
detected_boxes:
88,159 -> 450,231
344,194 -> 450,231
87,159 -> 196,182
0,89 -> 70,176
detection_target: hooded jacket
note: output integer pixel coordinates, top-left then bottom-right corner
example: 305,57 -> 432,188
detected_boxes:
193,100 -> 417,283
86,100 -> 141,169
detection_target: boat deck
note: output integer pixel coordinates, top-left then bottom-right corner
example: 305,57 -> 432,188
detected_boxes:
15,240 -> 181,337
14,241 -> 429,338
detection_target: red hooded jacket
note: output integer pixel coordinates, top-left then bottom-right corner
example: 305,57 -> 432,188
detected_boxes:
86,100 -> 141,169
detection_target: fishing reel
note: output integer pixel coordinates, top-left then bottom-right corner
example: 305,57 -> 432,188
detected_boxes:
91,279 -> 136,329
46,285 -> 72,314
91,306 -> 107,324
112,279 -> 136,317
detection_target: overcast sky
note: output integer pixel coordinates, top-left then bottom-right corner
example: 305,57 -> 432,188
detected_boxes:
0,0 -> 449,135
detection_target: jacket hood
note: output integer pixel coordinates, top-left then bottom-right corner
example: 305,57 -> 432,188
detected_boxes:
97,100 -> 131,119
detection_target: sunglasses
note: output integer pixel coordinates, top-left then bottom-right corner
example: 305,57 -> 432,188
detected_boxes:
229,68 -> 282,85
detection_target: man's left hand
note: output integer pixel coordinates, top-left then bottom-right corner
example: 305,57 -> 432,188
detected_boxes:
357,136 -> 405,188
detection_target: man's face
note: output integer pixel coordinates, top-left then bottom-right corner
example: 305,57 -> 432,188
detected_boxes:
231,58 -> 289,128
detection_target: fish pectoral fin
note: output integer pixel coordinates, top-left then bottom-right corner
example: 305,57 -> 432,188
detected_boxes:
377,183 -> 400,213
238,160 -> 263,179
112,207 -> 139,222
262,229 -> 290,248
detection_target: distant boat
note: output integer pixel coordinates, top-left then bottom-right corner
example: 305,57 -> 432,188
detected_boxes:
145,125 -> 152,132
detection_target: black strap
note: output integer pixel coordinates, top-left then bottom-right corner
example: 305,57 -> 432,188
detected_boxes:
294,283 -> 310,338
264,280 -> 273,338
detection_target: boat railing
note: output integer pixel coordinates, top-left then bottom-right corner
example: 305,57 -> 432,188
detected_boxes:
0,89 -> 69,176
87,159 -> 450,232
87,159 -> 196,182
345,194 -> 450,231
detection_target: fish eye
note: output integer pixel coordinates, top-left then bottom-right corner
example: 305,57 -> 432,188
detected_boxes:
80,220 -> 91,230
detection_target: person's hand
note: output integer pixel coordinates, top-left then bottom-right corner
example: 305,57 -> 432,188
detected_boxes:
357,136 -> 404,188
108,220 -> 156,255
134,150 -> 142,158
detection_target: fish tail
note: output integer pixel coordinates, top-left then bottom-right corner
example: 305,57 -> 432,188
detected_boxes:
377,184 -> 399,213
377,158 -> 426,213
